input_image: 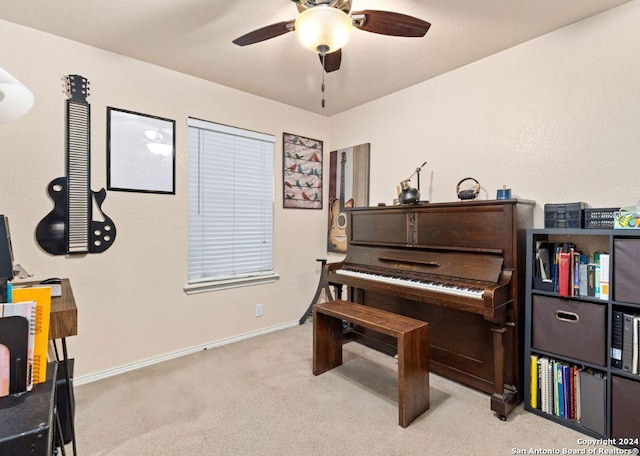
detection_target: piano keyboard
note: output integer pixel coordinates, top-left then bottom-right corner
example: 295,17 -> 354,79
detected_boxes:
334,269 -> 484,300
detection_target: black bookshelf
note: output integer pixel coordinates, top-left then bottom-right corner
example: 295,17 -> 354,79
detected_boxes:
524,228 -> 640,448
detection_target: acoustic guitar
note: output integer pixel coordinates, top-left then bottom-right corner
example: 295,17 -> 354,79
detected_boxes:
328,151 -> 354,252
36,75 -> 116,255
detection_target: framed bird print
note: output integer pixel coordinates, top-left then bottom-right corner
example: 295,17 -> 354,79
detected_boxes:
283,133 -> 323,209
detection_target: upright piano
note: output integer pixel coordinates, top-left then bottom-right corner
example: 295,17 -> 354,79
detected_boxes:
326,199 -> 534,419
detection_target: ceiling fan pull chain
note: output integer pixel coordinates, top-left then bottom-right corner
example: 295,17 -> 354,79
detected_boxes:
321,73 -> 326,108
320,51 -> 326,108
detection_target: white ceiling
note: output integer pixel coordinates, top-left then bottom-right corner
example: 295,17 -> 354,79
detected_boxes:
0,0 -> 630,116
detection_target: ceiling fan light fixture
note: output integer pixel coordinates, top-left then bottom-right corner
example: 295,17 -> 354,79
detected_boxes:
295,5 -> 352,54
0,67 -> 34,124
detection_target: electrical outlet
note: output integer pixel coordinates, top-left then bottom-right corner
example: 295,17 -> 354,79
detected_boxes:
255,303 -> 263,317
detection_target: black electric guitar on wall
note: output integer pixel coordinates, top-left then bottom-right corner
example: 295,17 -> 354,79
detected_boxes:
328,151 -> 354,253
36,75 -> 116,255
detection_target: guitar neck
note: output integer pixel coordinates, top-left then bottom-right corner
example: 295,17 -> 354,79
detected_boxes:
339,155 -> 346,211
66,98 -> 91,254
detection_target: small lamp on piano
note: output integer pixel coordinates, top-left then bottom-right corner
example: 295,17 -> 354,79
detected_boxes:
0,67 -> 34,124
398,161 -> 427,205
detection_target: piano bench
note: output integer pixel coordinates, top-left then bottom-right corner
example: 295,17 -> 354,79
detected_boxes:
312,300 -> 430,427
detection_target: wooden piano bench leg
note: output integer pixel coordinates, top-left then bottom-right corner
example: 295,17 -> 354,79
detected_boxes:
397,325 -> 430,428
313,308 -> 343,375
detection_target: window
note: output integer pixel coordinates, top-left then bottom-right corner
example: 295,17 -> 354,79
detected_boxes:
185,118 -> 277,294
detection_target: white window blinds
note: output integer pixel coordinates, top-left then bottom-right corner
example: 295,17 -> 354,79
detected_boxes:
187,118 -> 275,290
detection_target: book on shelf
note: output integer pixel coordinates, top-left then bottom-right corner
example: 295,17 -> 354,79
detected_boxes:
530,354 -> 539,409
552,246 -> 560,293
548,358 -> 555,415
622,313 -> 635,372
558,252 -> 571,298
572,251 -> 581,297
611,310 -> 624,369
0,300 -> 37,393
574,366 -> 581,421
599,253 -> 610,300
562,363 -> 571,419
540,357 -> 549,413
11,286 -> 51,384
556,361 -> 566,418
633,315 -> 640,375
569,365 -> 576,420
578,254 -> 588,297
0,344 -> 8,397
587,263 -> 596,297
536,241 -> 551,280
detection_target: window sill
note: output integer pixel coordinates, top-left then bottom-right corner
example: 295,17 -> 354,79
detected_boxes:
183,273 -> 280,295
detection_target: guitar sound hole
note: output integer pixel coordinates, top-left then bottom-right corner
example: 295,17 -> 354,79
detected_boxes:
337,214 -> 347,229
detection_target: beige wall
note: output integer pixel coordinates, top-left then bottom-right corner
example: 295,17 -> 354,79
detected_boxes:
1,0 -> 638,381
329,1 -> 640,225
0,20 -> 330,380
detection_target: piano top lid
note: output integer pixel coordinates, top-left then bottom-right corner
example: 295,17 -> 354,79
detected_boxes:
348,199 -> 536,212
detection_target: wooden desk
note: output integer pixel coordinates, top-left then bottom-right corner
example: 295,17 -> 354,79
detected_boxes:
48,279 -> 78,340
15,278 -> 78,340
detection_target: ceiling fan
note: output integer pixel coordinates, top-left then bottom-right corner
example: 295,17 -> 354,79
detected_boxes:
232,0 -> 431,73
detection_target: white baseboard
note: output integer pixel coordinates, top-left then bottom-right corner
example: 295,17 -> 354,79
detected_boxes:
73,320 -> 300,386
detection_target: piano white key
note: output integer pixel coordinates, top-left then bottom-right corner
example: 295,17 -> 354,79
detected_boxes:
335,269 -> 484,300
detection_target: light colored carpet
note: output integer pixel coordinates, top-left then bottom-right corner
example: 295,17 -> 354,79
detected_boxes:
70,322 -> 615,455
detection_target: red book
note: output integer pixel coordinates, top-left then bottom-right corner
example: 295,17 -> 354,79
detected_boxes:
558,252 -> 571,297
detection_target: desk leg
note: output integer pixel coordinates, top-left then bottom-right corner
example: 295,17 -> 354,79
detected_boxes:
54,406 -> 67,456
54,338 -> 77,456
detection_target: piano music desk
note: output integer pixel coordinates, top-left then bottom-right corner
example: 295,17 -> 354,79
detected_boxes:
313,300 -> 429,427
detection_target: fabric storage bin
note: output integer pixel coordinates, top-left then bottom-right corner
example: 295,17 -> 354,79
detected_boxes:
614,238 -> 640,304
611,376 -> 640,444
579,370 -> 606,435
532,295 -> 606,366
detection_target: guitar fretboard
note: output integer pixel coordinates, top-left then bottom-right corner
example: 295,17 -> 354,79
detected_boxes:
66,100 -> 90,253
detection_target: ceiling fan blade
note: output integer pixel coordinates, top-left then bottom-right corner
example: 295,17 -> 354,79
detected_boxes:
232,21 -> 295,46
319,49 -> 342,73
352,10 -> 431,37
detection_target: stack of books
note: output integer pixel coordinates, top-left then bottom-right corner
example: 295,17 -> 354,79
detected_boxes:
0,284 -> 51,398
530,354 -> 606,434
535,241 -> 609,299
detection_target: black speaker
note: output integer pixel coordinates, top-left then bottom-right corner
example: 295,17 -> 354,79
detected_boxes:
55,359 -> 75,444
